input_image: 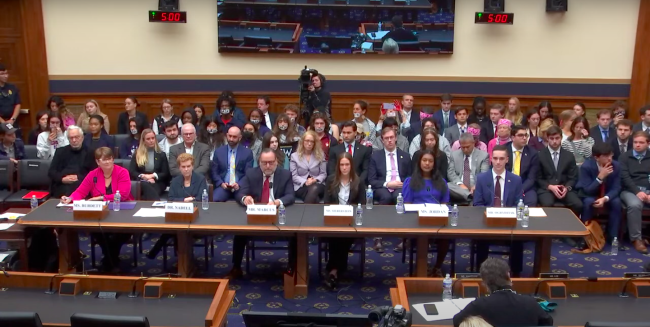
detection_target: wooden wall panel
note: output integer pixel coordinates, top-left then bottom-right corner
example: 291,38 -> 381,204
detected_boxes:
629,0 -> 650,113
55,92 -> 625,134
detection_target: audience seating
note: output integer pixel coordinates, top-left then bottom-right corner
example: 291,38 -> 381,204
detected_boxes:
23,145 -> 37,159
0,311 -> 43,327
113,134 -> 130,154
3,160 -> 51,208
155,134 -> 165,142
0,161 -> 15,211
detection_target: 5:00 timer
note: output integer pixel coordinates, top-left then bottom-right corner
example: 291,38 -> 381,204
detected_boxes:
474,12 -> 514,25
149,10 -> 187,23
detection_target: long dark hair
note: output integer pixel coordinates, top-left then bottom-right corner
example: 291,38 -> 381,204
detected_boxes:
568,116 -> 590,141
273,113 -> 299,144
419,127 -> 440,157
409,149 -> 448,196
262,132 -> 285,167
33,110 -> 49,133
193,104 -> 208,126
198,116 -> 225,150
328,152 -> 359,197
128,116 -> 147,140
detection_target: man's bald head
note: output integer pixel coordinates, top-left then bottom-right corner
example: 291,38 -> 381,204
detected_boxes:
227,126 -> 242,148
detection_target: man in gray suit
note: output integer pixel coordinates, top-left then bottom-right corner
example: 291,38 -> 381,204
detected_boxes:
447,133 -> 489,201
169,123 -> 211,178
444,107 -> 469,145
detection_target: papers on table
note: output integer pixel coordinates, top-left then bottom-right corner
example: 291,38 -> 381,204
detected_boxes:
528,207 -> 547,217
412,298 -> 475,322
0,223 -> 15,231
366,30 -> 389,40
152,201 -> 167,207
0,212 -> 25,220
133,208 -> 166,218
57,203 -> 73,207
0,253 -> 10,262
404,203 -> 446,212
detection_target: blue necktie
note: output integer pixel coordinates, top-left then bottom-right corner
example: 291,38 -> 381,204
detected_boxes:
602,130 -> 608,142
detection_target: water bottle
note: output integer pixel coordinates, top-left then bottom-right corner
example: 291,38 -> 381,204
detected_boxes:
516,199 -> 524,221
113,191 -> 121,212
201,189 -> 209,210
278,203 -> 286,225
442,274 -> 453,300
522,205 -> 529,228
30,195 -> 38,210
378,21 -> 382,32
356,203 -> 363,226
611,237 -> 619,256
366,185 -> 373,210
450,204 -> 458,227
396,193 -> 404,214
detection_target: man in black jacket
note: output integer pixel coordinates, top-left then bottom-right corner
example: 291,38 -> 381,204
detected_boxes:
303,74 -> 331,122
619,131 -> 650,253
382,15 -> 418,43
610,119 -> 633,161
48,126 -> 94,198
453,258 -> 553,327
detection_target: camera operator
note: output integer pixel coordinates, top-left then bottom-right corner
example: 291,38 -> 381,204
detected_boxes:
304,74 -> 331,122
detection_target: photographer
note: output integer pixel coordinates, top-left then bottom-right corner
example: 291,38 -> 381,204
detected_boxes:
304,73 -> 331,122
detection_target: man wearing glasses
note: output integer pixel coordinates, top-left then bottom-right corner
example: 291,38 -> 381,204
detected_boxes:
505,125 -> 539,206
0,64 -> 21,138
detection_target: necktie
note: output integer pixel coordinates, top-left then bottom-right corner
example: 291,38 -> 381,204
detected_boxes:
513,151 -> 521,176
261,176 -> 270,204
494,124 -> 497,138
388,153 -> 397,193
620,143 -> 626,155
494,176 -> 502,207
228,149 -> 236,184
265,113 -> 272,129
443,112 -> 449,130
602,130 -> 608,142
460,126 -> 465,134
347,144 -> 353,155
552,152 -> 559,170
599,179 -> 606,198
462,156 -> 471,187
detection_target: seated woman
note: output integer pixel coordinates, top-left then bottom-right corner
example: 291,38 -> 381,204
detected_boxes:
561,116 -> 594,166
351,100 -> 376,146
152,99 -> 181,135
82,115 -> 114,152
487,119 -> 512,161
148,153 -> 208,259
523,109 -> 544,151
409,117 -> 451,159
61,147 -> 133,272
77,100 -> 110,134
412,128 -> 448,180
37,112 -> 69,160
262,132 -> 290,170
193,104 -> 209,127
323,152 -> 364,289
274,113 -> 301,149
242,122 -> 262,165
248,108 -> 271,138
128,129 -> 170,200
402,148 -> 451,277
119,117 -> 146,159
28,110 -> 49,145
47,96 -> 76,130
198,116 -> 226,161
451,124 -> 487,152
290,131 -> 327,203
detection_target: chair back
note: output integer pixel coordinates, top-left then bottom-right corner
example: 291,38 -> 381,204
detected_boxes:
113,159 -> 131,168
0,311 -> 43,327
0,161 -> 14,191
70,313 -> 149,327
155,134 -> 165,142
17,160 -> 51,190
113,134 -> 130,155
131,180 -> 141,200
24,145 -> 38,159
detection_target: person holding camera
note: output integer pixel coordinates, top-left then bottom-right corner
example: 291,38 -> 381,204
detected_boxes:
304,74 -> 331,121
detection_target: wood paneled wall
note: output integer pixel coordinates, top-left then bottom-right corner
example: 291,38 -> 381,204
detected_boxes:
629,0 -> 650,113
55,92 -> 626,134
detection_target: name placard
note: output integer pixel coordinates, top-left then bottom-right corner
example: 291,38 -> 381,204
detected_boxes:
164,202 -> 194,214
485,208 -> 517,218
246,205 -> 277,215
539,272 -> 569,279
324,205 -> 353,217
73,201 -> 104,211
418,205 -> 449,217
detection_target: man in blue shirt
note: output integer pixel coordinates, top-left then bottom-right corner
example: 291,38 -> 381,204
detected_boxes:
210,126 -> 254,202
589,109 -> 615,146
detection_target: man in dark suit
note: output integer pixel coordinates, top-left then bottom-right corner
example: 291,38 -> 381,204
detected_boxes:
505,125 -> 539,206
577,143 -> 622,242
452,258 -> 553,327
473,145 -> 524,275
432,93 -> 455,135
228,149 -> 296,278
536,126 -> 583,216
257,95 -> 277,131
589,109 -> 615,146
633,104 -> 650,133
328,121 -> 372,185
399,94 -> 421,143
381,15 -> 417,43
211,126 -> 254,202
611,119 -> 633,161
479,103 -> 505,144
369,128 -> 412,205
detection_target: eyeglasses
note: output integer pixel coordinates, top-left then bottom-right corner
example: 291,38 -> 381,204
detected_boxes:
259,161 -> 276,166
98,157 -> 114,163
303,139 -> 315,144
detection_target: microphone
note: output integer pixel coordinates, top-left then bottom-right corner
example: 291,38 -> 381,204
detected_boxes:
44,272 -> 66,294
0,263 -> 9,277
532,276 -> 597,297
128,272 -> 181,298
92,177 -> 106,201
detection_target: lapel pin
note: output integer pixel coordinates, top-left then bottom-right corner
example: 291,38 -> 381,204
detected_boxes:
508,179 -> 511,183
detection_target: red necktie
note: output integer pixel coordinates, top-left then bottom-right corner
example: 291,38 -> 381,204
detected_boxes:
261,176 -> 270,204
348,144 -> 352,155
494,176 -> 502,207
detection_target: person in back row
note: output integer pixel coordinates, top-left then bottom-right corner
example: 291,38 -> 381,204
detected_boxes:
82,115 -> 113,152
169,123 -> 211,178
37,112 -> 68,160
119,117 -> 146,159
505,125 -> 539,206
117,96 -> 149,135
611,119 -> 633,161
373,117 -> 409,153
48,126 -> 93,198
158,120 -> 182,159
211,126 -> 254,202
619,131 -> 650,254
291,131 -> 327,203
152,99 -> 181,135
444,107 -> 469,145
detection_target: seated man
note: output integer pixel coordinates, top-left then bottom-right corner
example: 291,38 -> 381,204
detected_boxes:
447,133 -> 489,201
473,145 -> 524,276
619,131 -> 650,253
158,120 -> 182,159
505,125 -> 539,206
0,123 -> 25,162
229,149 -> 295,279
577,143 -> 621,243
169,123 -> 211,178
536,126 -> 583,216
48,126 -> 93,198
444,107 -> 469,145
211,126 -> 253,202
369,128 -> 412,205
452,258 -> 553,327
372,117 -> 409,153
382,15 -> 418,43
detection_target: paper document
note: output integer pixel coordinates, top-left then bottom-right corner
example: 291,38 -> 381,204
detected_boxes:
367,31 -> 389,40
412,298 -> 475,322
0,253 -> 9,262
152,201 -> 167,207
528,207 -> 547,217
404,204 -> 427,212
0,212 -> 26,219
133,208 -> 166,218
0,223 -> 14,231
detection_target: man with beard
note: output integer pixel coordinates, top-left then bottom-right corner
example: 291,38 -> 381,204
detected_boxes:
211,126 -> 253,202
158,120 -> 182,159
48,126 -> 93,198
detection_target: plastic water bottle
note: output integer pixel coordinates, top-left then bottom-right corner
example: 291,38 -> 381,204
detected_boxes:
522,205 -> 529,228
201,189 -> 209,210
450,204 -> 458,227
366,185 -> 373,210
30,195 -> 38,210
396,193 -> 405,214
516,199 -> 524,221
442,274 -> 453,300
356,203 -> 363,226
378,21 -> 382,32
611,237 -> 619,256
278,203 -> 286,225
113,191 -> 121,212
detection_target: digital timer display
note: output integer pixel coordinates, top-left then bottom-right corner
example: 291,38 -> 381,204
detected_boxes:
149,11 -> 187,23
475,12 -> 514,25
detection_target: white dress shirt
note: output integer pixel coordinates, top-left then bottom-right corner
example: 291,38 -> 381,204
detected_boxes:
457,123 -> 468,134
491,169 -> 506,203
343,141 -> 356,156
158,137 -> 182,159
184,141 -> 195,154
383,148 -> 401,186
338,181 -> 351,205
264,112 -> 272,130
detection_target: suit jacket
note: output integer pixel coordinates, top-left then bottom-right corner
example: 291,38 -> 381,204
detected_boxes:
210,144 -> 254,186
473,170 -> 523,207
433,109 -> 456,135
447,149 -> 489,187
69,165 -> 134,202
368,148 -> 412,190
610,137 -> 632,161
479,120 -> 497,144
82,133 -> 114,152
589,125 -> 616,146
236,167 -> 295,205
381,28 -> 417,42
633,122 -> 649,133
443,124 -> 467,145
452,291 -> 553,327
327,142 -> 372,185
117,111 -> 149,135
324,175 -> 364,205
290,152 -> 327,191
576,158 -> 621,199
168,172 -> 208,201
505,142 -> 539,193
536,147 -> 578,193
128,150 -> 171,185
169,141 -> 211,177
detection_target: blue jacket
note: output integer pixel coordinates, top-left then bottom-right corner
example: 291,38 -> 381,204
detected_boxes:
576,158 -> 621,199
168,172 -> 208,201
504,142 -> 539,193
432,109 -> 457,135
473,170 -> 523,207
0,139 -> 25,160
210,144 -> 254,186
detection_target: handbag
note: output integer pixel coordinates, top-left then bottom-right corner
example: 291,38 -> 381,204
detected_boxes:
571,220 -> 606,254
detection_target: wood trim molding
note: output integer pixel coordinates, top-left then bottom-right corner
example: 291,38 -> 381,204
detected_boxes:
629,0 -> 650,112
20,0 -> 50,123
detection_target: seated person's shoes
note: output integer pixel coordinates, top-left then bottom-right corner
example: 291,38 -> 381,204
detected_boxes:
226,267 -> 243,279
324,274 -> 338,290
633,240 -> 648,254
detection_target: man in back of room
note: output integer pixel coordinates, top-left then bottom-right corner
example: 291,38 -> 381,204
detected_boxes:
382,15 -> 418,43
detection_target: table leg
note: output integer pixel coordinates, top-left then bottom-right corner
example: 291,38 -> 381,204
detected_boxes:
176,231 -> 195,278
58,228 -> 79,274
416,235 -> 429,277
18,239 -> 28,271
294,233 -> 309,297
534,238 -> 552,276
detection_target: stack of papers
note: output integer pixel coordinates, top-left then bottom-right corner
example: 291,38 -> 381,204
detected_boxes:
412,298 -> 475,321
528,207 -> 547,217
0,223 -> 15,231
0,212 -> 25,220
133,208 -> 166,218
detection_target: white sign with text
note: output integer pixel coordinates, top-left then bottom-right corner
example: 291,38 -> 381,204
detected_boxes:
486,208 -> 517,218
73,201 -> 104,211
246,205 -> 277,215
418,204 -> 449,217
164,202 -> 194,214
324,205 -> 354,217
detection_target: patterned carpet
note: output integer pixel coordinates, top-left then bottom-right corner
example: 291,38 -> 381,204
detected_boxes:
69,234 -> 650,326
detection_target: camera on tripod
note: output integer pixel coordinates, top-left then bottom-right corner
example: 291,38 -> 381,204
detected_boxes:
299,66 -> 319,87
298,66 -> 319,125
369,305 -> 412,327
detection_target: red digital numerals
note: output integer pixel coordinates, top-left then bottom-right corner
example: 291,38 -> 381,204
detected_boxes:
487,14 -> 509,23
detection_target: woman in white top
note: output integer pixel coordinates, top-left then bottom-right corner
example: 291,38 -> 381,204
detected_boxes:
36,113 -> 69,160
290,131 -> 327,204
559,109 -> 577,142
152,99 -> 181,135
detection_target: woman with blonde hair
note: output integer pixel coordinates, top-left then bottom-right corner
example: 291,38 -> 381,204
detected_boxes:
506,97 -> 523,125
559,109 -> 577,142
290,130 -> 326,203
128,128 -> 170,200
459,316 -> 493,327
538,118 -> 556,147
77,100 -> 110,134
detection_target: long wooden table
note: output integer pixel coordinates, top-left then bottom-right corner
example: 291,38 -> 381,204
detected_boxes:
18,201 -> 588,298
